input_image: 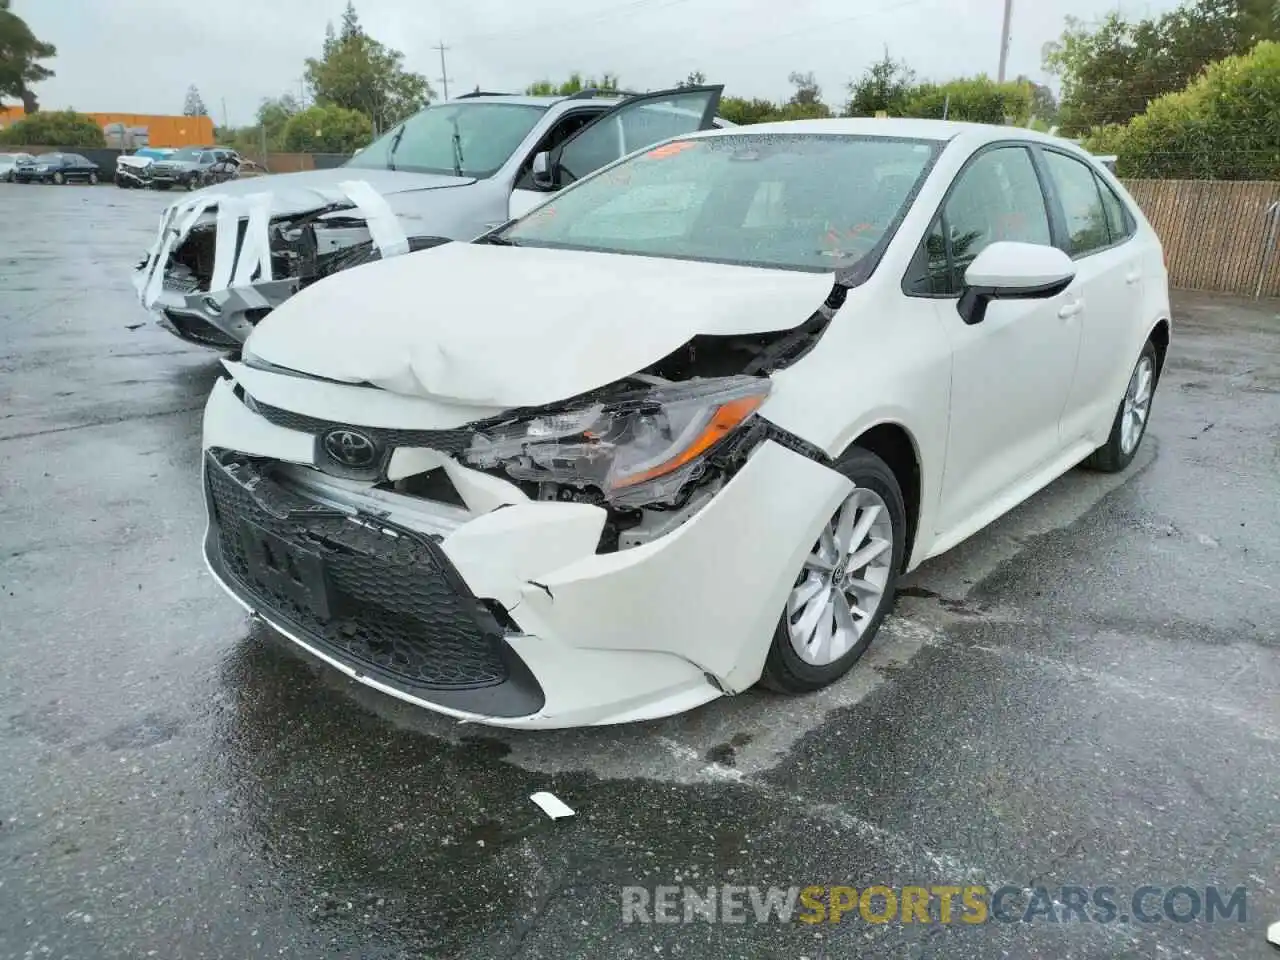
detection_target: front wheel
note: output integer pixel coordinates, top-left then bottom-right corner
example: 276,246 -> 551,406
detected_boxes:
1084,340 -> 1159,473
52,171 -> 65,185
759,448 -> 906,693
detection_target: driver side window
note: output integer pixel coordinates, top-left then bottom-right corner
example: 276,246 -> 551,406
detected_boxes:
514,109 -> 604,190
905,146 -> 1052,296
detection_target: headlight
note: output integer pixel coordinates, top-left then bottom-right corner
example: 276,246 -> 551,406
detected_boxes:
465,375 -> 770,507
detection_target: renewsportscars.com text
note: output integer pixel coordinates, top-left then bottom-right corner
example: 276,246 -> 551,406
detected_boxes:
620,884 -> 1248,925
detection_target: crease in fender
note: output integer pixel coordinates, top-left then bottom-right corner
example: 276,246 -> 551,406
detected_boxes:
527,580 -> 554,601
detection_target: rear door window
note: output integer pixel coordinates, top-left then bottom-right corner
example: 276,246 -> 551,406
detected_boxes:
1042,151 -> 1113,257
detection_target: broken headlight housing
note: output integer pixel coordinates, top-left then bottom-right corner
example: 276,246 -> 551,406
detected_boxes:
464,376 -> 771,508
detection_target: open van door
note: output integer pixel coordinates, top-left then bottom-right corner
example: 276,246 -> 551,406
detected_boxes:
508,85 -> 723,220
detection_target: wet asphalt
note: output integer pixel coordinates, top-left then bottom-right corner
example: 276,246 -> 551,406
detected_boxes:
1,183 -> 1277,960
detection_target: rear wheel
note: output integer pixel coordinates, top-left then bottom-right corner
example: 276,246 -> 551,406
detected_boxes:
759,448 -> 906,693
1084,339 -> 1159,473
88,171 -> 98,185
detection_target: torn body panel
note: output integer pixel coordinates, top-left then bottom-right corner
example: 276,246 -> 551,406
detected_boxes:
133,169 -> 488,348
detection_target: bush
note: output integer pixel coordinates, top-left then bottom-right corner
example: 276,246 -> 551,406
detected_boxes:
1084,40 -> 1280,179
281,104 -> 373,154
0,110 -> 106,147
901,77 -> 1033,125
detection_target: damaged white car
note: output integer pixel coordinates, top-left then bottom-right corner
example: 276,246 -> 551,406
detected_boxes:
133,86 -> 725,349
202,119 -> 1170,728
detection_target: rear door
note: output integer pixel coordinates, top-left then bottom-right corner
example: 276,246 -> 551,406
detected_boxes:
508,85 -> 722,220
1036,148 -> 1145,445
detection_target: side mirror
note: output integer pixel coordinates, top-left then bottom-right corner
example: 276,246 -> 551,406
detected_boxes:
531,151 -> 555,190
958,241 -> 1076,325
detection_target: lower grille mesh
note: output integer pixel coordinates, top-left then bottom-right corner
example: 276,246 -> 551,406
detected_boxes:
206,454 -> 508,689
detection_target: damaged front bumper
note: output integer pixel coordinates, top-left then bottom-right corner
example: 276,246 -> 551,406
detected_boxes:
202,373 -> 851,728
133,182 -> 422,350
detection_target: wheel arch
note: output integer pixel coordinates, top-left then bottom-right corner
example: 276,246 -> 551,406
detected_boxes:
1148,317 -> 1171,378
844,421 -> 922,572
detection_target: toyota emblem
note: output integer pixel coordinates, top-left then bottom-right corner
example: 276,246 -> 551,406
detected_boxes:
323,429 -> 378,468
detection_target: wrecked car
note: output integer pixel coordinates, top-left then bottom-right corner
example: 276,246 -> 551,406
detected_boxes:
146,146 -> 241,192
133,86 -> 727,349
201,120 -> 1171,728
115,147 -> 177,188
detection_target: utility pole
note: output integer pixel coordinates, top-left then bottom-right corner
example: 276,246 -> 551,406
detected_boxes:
997,0 -> 1014,82
434,41 -> 452,100
221,97 -> 229,130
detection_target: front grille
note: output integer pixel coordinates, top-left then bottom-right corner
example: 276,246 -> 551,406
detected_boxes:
255,401 -> 477,455
205,453 -> 509,690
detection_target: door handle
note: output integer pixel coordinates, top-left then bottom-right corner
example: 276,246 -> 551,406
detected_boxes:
1058,299 -> 1084,319
1125,270 -> 1141,285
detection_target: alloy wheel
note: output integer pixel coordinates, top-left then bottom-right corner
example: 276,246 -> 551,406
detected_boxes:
1120,353 -> 1154,455
786,486 -> 895,666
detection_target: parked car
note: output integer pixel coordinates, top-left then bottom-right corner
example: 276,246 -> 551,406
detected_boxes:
12,153 -> 101,184
132,86 -> 728,348
0,152 -> 35,182
115,147 -> 177,188
146,146 -> 241,192
201,118 -> 1171,729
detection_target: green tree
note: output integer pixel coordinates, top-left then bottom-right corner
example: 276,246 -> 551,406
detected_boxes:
1084,39 -> 1280,179
778,70 -> 831,119
281,103 -> 373,154
678,70 -> 707,88
0,0 -> 56,112
183,84 -> 207,117
717,96 -> 782,125
845,49 -> 916,115
1016,75 -> 1058,123
524,73 -> 621,96
257,93 -> 301,149
901,76 -> 1034,124
304,2 -> 431,132
1045,0 -> 1280,135
0,109 -> 104,146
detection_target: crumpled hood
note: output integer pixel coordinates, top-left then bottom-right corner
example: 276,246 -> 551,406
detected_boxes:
245,242 -> 836,408
182,166 -> 474,217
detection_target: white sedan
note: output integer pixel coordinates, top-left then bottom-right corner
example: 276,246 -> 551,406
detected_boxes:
201,118 -> 1170,728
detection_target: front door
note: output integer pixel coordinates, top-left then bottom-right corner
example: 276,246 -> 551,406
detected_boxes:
914,145 -> 1084,535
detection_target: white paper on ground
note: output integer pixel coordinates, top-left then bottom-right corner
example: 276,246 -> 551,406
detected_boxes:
1266,919 -> 1279,945
530,791 -> 575,820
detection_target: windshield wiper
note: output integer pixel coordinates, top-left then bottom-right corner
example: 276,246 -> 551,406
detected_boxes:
449,116 -> 464,177
387,124 -> 406,171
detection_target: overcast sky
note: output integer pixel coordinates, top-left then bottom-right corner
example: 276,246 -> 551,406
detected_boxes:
18,0 -> 1177,126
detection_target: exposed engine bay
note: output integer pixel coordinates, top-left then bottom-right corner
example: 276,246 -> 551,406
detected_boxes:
133,182 -> 437,347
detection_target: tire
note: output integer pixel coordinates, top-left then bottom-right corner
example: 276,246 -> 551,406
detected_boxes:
759,447 -> 907,693
88,172 -> 98,185
53,171 -> 65,185
1084,339 -> 1159,473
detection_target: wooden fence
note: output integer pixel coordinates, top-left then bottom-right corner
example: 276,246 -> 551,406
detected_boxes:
1122,179 -> 1280,298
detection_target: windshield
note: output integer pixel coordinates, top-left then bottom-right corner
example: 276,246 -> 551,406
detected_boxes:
171,148 -> 204,162
346,101 -> 546,178
500,134 -> 940,272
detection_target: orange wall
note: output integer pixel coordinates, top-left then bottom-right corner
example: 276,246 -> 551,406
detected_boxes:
0,108 -> 214,147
